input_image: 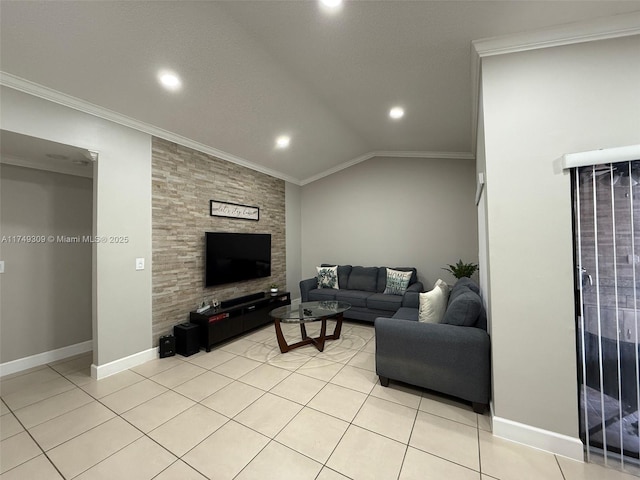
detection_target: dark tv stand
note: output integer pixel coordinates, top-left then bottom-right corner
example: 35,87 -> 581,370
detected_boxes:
189,291 -> 291,352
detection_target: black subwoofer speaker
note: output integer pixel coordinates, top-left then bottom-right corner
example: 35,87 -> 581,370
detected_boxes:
159,335 -> 175,358
174,323 -> 200,357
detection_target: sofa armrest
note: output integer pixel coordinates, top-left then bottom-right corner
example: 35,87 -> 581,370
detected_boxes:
299,277 -> 318,302
374,317 -> 491,404
402,286 -> 422,308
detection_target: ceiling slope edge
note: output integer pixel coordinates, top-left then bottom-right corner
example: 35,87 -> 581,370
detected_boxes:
469,11 -> 640,156
1,72 -> 475,187
299,151 -> 475,186
0,72 -> 300,185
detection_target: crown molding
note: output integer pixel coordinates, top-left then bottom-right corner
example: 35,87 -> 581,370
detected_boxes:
0,72 -> 300,185
472,11 -> 640,58
300,151 -> 375,186
300,150 -> 475,186
372,151 -> 474,160
470,11 -> 640,159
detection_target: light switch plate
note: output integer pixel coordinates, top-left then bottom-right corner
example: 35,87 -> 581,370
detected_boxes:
0,261 -> 4,273
135,258 -> 144,270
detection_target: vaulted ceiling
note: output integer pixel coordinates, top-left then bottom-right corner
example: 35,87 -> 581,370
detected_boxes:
1,1 -> 639,184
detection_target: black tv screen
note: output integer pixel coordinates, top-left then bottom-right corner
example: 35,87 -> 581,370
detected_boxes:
205,232 -> 271,287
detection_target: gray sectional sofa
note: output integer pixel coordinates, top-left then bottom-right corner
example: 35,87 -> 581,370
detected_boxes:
299,264 -> 423,322
375,277 -> 491,413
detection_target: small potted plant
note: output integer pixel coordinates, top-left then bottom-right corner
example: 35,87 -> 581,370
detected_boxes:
442,259 -> 478,279
269,283 -> 279,295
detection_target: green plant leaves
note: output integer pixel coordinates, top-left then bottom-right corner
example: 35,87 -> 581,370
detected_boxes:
442,259 -> 478,279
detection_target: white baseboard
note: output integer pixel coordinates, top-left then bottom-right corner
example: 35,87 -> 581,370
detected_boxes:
91,347 -> 158,380
0,340 -> 93,377
492,416 -> 584,461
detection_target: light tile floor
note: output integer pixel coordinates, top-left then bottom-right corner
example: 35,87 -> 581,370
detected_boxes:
1,321 -> 638,479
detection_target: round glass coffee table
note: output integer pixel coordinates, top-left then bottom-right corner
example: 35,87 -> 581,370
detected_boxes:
269,301 -> 351,353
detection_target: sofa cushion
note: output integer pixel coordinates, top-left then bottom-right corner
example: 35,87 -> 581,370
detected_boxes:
418,279 -> 450,323
442,290 -> 482,327
335,290 -> 374,308
383,268 -> 413,295
377,267 -> 417,293
308,289 -> 338,301
347,266 -> 378,292
316,265 -> 339,289
366,293 -> 403,311
322,264 -> 352,290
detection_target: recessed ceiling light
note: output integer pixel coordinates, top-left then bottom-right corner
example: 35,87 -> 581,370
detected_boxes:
275,135 -> 291,149
319,0 -> 343,11
158,71 -> 182,91
389,107 -> 405,119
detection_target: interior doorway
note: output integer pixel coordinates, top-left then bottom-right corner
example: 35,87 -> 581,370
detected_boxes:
0,130 -> 95,372
573,160 -> 640,474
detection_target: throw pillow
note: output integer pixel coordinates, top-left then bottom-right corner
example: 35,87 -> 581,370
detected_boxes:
442,290 -> 482,327
383,268 -> 413,295
418,279 -> 450,323
316,266 -> 339,289
346,266 -> 378,291
454,277 -> 480,294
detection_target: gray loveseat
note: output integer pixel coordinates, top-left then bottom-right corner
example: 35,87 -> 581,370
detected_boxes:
299,265 -> 423,323
375,278 -> 491,413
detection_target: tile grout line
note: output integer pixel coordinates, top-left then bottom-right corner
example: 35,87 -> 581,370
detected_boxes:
214,327 -> 374,479
5,361 -> 191,479
2,322 -> 484,480
395,399 -> 422,480
1,390 -> 66,479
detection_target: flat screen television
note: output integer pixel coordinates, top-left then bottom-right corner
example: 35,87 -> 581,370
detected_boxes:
205,232 -> 271,287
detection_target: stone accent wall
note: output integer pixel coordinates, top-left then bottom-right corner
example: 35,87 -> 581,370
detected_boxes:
151,137 -> 286,344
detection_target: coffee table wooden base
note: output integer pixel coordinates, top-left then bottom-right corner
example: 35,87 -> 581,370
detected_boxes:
274,313 -> 344,353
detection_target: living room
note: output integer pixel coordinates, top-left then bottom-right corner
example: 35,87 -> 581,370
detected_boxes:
1,2 -> 640,479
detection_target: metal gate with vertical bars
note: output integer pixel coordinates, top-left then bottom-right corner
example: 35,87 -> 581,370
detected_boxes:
573,159 -> 640,474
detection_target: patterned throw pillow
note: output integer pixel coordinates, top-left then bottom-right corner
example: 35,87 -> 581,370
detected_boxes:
316,266 -> 339,289
383,268 -> 413,295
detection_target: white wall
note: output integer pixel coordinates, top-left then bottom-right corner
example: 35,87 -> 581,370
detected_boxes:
476,92 -> 491,322
300,156 -> 478,287
0,87 -> 153,368
285,182 -> 302,299
0,165 -> 92,363
481,35 -> 640,443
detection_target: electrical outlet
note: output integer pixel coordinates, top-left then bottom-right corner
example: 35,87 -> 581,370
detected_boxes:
135,258 -> 145,270
0,261 -> 4,274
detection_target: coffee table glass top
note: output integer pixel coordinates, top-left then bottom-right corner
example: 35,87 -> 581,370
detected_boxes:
269,301 -> 351,324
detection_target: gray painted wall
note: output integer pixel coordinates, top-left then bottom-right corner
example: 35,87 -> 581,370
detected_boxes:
300,156 -> 478,288
0,87 -> 153,366
481,35 -> 640,437
0,164 -> 92,363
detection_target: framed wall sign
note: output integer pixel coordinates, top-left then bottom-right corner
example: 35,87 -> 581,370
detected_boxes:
210,200 -> 260,221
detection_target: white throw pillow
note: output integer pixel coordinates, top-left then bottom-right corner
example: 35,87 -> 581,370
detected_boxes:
316,265 -> 339,289
418,279 -> 450,323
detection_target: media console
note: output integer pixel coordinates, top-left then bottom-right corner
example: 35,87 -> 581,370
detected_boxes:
189,291 -> 291,352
